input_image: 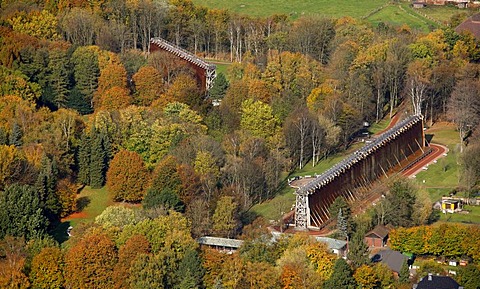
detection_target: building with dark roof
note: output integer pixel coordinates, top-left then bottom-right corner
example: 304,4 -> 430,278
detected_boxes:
365,224 -> 390,247
413,274 -> 462,289
372,249 -> 409,274
455,14 -> 480,40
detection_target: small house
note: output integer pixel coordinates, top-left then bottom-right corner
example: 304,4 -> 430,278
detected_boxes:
364,224 -> 390,247
372,249 -> 409,276
413,1 -> 427,8
315,236 -> 348,257
197,236 -> 244,253
413,274 -> 462,289
441,199 -> 462,213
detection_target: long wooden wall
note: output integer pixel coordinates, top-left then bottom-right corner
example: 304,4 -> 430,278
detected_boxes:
305,117 -> 424,228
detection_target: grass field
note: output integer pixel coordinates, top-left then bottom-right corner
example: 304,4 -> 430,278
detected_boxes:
415,123 -> 461,190
193,0 -> 386,18
367,4 -> 437,31
193,0 -> 462,30
439,205 -> 480,224
51,186 -> 114,243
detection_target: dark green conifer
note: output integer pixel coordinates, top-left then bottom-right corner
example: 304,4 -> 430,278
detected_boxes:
0,127 -> 8,145
77,132 -> 91,185
89,130 -> 106,189
209,72 -> 229,100
35,155 -> 60,222
9,122 -> 23,147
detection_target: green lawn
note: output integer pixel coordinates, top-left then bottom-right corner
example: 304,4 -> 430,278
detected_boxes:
439,205 -> 480,224
193,0 -> 387,19
367,3 -> 437,32
50,186 -> 113,243
415,124 -> 461,190
420,5 -> 473,25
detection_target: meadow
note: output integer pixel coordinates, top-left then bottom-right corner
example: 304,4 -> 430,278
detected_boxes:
193,0 -> 464,31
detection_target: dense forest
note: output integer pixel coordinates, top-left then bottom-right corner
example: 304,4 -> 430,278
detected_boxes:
1,0 -> 480,287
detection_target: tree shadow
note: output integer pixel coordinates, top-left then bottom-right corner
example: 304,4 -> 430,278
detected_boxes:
76,196 -> 91,212
49,220 -> 71,244
425,134 -> 434,144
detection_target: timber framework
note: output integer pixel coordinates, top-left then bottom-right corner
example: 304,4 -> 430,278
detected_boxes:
293,114 -> 425,230
150,37 -> 216,92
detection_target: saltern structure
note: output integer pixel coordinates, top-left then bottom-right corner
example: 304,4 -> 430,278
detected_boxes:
150,37 -> 216,92
294,114 -> 425,229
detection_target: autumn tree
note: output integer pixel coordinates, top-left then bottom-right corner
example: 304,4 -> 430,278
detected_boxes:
0,236 -> 30,288
64,231 -> 117,289
212,196 -> 239,238
150,155 -> 182,194
163,74 -> 202,108
29,247 -> 64,289
353,265 -> 378,289
106,149 -> 150,202
132,65 -> 165,106
288,16 -> 335,64
113,234 -> 151,289
56,178 -> 77,217
240,99 -> 280,141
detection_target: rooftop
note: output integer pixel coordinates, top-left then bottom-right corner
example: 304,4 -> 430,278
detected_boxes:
365,224 -> 390,239
414,275 -> 461,289
315,236 -> 347,250
197,236 -> 244,249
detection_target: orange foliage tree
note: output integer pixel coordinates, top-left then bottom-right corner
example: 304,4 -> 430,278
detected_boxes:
64,231 -> 117,289
132,65 -> 165,106
106,149 -> 150,202
29,247 -> 64,289
96,87 -> 131,110
113,234 -> 151,289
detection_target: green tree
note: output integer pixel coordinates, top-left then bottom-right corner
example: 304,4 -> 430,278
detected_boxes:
71,46 -> 100,111
77,131 -> 91,185
129,253 -> 166,289
0,127 -> 8,145
0,184 -> 48,240
212,196 -> 239,238
47,49 -> 70,108
399,259 -> 410,284
347,224 -> 370,268
89,131 -> 108,189
240,99 -> 280,140
175,249 -> 204,289
457,264 -> 480,289
323,258 -> 357,289
35,155 -> 60,222
142,188 -> 184,212
209,72 -> 229,100
384,179 -> 417,227
9,122 -> 22,147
